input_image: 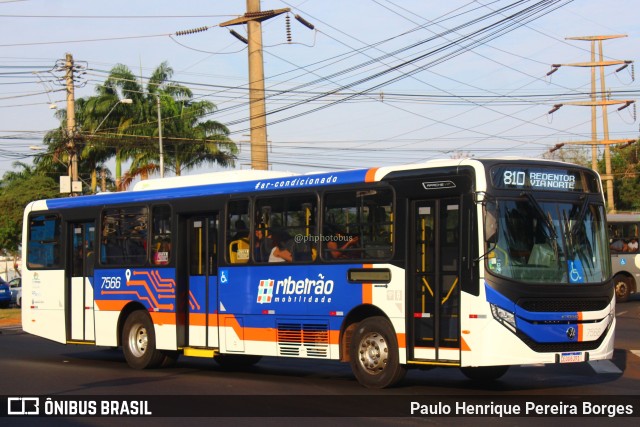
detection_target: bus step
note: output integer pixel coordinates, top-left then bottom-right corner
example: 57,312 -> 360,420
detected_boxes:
183,347 -> 218,358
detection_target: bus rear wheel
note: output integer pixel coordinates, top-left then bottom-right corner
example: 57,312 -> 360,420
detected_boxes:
614,274 -> 632,303
122,310 -> 165,369
349,316 -> 406,389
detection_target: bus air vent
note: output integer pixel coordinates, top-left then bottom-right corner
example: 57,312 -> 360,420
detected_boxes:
277,322 -> 329,358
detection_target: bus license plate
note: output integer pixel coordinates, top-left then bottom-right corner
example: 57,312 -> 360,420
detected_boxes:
560,352 -> 584,363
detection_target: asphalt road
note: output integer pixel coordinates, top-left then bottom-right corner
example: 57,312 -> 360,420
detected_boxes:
1,298 -> 639,425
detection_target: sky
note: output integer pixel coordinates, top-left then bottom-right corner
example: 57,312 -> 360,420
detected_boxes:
0,0 -> 638,180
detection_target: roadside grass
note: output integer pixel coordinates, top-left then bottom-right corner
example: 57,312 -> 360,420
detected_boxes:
0,308 -> 21,325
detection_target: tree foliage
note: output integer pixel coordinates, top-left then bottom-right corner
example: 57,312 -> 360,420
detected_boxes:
0,163 -> 59,254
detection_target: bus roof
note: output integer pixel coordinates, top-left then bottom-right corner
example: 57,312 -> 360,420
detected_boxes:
35,157 -> 591,211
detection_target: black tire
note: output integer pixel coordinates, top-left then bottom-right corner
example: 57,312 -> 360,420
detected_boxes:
460,365 -> 509,381
122,310 -> 165,369
614,274 -> 632,303
214,354 -> 262,369
349,316 -> 406,389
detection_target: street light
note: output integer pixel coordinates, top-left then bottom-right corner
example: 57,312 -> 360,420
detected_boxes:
93,98 -> 133,134
155,94 -> 164,178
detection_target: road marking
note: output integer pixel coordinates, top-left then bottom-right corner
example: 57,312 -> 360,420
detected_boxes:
616,310 -> 627,316
589,360 -> 622,374
631,350 -> 640,359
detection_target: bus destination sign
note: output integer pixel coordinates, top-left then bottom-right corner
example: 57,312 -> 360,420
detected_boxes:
491,166 -> 582,192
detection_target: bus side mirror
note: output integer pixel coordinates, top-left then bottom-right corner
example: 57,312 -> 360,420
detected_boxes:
484,204 -> 498,244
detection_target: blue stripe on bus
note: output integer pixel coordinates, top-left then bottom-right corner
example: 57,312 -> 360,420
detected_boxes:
485,282 -> 582,343
516,318 -> 580,343
45,169 -> 372,210
219,264 -> 363,317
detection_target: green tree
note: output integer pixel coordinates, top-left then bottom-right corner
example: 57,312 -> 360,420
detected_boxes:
607,144 -> 640,212
96,61 -> 237,189
0,162 -> 59,253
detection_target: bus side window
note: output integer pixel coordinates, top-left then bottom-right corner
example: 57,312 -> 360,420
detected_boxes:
151,205 -> 172,265
27,214 -> 62,269
101,206 -> 148,266
227,200 -> 250,264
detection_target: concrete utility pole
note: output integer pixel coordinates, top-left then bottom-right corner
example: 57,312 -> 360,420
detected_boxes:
65,52 -> 79,193
220,1 -> 290,170
548,35 -> 635,213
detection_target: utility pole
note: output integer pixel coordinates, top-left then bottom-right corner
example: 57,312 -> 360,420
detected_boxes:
220,1 -> 290,170
547,35 -> 635,212
65,52 -> 80,193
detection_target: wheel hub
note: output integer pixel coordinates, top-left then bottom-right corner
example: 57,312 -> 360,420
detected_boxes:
129,324 -> 148,357
358,332 -> 389,374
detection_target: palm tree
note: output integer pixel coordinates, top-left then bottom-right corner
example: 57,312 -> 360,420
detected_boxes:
96,61 -> 237,189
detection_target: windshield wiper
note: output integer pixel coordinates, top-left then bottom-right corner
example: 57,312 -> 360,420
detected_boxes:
520,191 -> 557,239
569,195 -> 589,237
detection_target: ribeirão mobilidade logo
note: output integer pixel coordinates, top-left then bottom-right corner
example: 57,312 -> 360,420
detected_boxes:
257,274 -> 334,304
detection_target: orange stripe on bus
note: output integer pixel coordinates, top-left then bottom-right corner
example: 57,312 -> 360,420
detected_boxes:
362,284 -> 372,304
362,264 -> 373,303
189,313 -> 207,326
365,168 -> 379,182
94,300 -> 128,311
578,312 -> 583,342
396,333 -> 406,348
150,312 -> 176,325
461,336 -> 471,351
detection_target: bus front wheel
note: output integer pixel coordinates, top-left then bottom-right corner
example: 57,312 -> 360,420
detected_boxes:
614,274 -> 632,303
122,310 -> 165,369
349,316 -> 406,388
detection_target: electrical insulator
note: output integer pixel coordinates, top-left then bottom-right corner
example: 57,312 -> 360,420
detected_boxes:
175,26 -> 209,37
295,14 -> 315,30
286,14 -> 292,43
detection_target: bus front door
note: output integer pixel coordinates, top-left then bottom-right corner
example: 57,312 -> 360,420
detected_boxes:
69,222 -> 96,342
187,215 -> 219,348
410,199 -> 461,364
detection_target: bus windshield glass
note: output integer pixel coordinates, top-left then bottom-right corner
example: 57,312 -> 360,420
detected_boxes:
485,198 -> 610,284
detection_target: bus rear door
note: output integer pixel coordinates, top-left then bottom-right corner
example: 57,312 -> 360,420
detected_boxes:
69,222 -> 96,342
186,214 -> 219,348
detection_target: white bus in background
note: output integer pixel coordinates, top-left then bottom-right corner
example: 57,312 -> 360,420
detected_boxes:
607,213 -> 640,302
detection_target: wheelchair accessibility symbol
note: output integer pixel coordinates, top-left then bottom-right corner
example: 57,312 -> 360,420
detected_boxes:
219,269 -> 229,284
568,260 -> 584,283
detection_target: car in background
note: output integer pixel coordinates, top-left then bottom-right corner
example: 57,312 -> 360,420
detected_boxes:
0,278 -> 10,308
8,278 -> 21,307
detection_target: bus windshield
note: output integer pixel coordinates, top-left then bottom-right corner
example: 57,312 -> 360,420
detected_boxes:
485,197 -> 610,284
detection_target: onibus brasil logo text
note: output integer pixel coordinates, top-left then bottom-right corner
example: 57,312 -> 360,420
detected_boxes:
257,274 -> 334,304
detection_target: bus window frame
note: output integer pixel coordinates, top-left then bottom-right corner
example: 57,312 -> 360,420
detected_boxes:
26,212 -> 63,270
321,185 -> 395,263
150,204 -> 173,266
99,205 -> 149,267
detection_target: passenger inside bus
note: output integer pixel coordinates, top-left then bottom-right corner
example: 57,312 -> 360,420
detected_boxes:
627,238 -> 638,252
253,223 -> 272,262
325,228 -> 360,259
268,231 -> 293,262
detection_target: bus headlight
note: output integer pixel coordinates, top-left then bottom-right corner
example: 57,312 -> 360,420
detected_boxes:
491,304 -> 516,331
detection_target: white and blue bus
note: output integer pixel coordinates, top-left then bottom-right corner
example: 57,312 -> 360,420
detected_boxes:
607,213 -> 640,302
21,158 -> 614,388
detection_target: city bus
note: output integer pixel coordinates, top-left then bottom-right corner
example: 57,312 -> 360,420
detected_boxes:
21,158 -> 615,388
607,213 -> 640,302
